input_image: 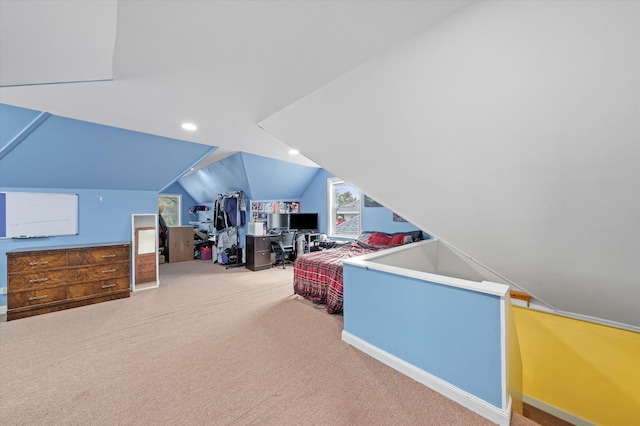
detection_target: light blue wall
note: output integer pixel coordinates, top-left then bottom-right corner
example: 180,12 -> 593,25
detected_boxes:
242,153 -> 320,201
162,182 -> 197,226
300,168 -> 426,236
343,264 -> 503,407
177,152 -> 321,204
0,104 -> 42,147
0,104 -> 215,191
361,203 -> 427,235
0,187 -> 158,307
299,168 -> 332,234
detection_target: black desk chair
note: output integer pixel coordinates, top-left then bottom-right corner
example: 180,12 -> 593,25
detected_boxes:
271,231 -> 296,269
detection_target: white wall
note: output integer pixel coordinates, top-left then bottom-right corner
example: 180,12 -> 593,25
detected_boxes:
260,0 -> 640,329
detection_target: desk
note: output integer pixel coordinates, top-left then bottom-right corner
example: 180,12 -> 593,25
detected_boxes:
302,232 -> 320,253
309,240 -> 350,252
246,234 -> 280,271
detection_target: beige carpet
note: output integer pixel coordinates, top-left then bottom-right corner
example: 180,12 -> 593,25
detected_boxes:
0,260 -> 538,425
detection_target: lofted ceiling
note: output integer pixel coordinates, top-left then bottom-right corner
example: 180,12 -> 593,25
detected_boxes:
0,0 -> 475,169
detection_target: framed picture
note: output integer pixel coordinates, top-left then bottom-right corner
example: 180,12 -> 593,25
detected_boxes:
364,195 -> 383,207
393,212 -> 407,222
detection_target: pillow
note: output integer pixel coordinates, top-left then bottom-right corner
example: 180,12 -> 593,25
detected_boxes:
368,232 -> 391,246
404,230 -> 423,241
389,233 -> 406,245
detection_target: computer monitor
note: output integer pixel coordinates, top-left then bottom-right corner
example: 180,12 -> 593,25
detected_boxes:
267,213 -> 290,230
289,213 -> 318,231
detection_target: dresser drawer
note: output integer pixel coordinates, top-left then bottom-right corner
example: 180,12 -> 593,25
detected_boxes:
69,245 -> 130,266
67,277 -> 130,299
254,250 -> 272,268
252,236 -> 274,251
7,251 -> 68,273
8,269 -> 71,290
8,286 -> 67,307
72,262 -> 130,282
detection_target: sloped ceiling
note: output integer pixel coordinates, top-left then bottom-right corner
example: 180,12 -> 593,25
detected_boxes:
177,152 -> 321,203
260,1 -> 640,330
0,0 -> 475,168
0,0 -> 117,86
0,104 -> 215,191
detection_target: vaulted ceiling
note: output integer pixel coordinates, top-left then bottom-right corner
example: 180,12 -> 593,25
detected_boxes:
0,0 -> 474,169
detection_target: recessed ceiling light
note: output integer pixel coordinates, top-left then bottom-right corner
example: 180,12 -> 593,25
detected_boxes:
181,122 -> 197,131
289,149 -> 299,155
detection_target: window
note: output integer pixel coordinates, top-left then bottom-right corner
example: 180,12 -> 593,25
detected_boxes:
159,194 -> 181,227
328,178 -> 361,238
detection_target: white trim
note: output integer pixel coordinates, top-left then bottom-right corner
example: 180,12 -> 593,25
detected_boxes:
158,193 -> 182,226
342,331 -> 512,426
0,304 -> 6,315
343,241 -> 510,297
327,177 -> 362,239
132,282 -> 159,292
523,395 -> 596,426
500,296 -> 508,410
131,214 -> 160,291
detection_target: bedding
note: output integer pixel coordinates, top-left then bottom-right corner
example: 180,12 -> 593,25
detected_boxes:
293,231 -> 426,314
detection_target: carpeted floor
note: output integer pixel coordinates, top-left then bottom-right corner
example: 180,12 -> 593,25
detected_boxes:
1,260 -> 539,425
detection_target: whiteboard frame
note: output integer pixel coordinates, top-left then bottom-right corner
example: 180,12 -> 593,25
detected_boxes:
0,192 -> 79,239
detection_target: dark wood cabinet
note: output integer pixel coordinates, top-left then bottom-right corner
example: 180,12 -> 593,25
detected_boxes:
6,243 -> 130,320
246,235 -> 278,271
166,226 -> 194,263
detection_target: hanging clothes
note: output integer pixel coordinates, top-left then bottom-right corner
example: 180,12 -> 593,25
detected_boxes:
214,191 -> 246,231
213,191 -> 246,266
216,227 -> 237,263
223,196 -> 239,226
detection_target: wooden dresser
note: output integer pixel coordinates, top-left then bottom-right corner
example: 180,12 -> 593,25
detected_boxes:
6,242 -> 131,321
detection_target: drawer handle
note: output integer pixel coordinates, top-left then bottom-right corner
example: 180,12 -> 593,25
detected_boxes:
101,283 -> 117,289
28,295 -> 48,301
101,254 -> 117,258
28,277 -> 49,283
102,269 -> 117,273
28,261 -> 49,266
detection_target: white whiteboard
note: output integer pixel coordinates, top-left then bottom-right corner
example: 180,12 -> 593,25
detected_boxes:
0,192 -> 78,238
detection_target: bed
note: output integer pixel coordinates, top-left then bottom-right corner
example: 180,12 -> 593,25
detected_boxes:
293,230 -> 426,314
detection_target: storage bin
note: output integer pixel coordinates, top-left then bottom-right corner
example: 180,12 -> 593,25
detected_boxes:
200,247 -> 212,260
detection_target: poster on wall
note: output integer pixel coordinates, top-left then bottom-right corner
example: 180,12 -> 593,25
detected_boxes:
275,201 -> 300,213
364,195 -> 383,207
251,201 -> 300,222
251,201 -> 272,223
393,212 -> 408,222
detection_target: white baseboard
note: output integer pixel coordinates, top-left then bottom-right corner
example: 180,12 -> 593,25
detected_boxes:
342,330 -> 512,426
523,394 -> 595,426
0,305 -> 6,315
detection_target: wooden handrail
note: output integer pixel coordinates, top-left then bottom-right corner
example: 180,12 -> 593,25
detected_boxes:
509,290 -> 531,307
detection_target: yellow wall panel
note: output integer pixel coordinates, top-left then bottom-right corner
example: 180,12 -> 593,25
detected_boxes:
513,307 -> 640,425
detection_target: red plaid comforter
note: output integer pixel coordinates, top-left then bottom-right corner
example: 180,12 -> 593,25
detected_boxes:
293,241 -> 387,314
